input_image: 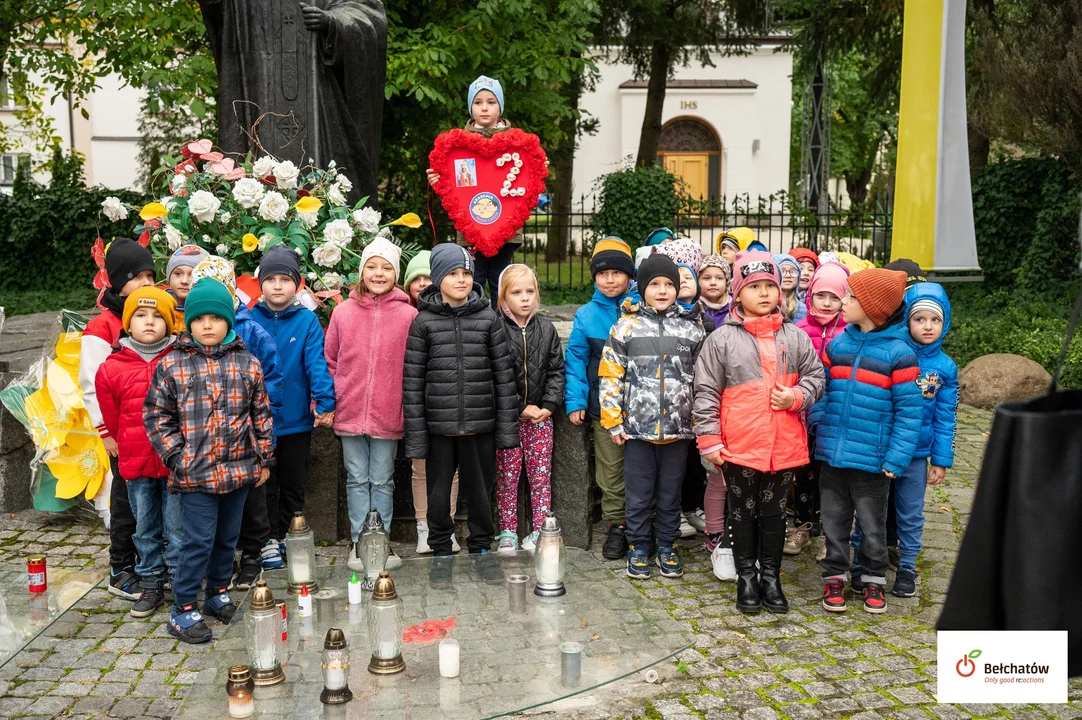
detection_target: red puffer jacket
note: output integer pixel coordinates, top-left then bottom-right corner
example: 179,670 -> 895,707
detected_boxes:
95,344 -> 174,480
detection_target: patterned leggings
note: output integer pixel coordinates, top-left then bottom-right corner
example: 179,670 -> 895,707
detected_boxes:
495,418 -> 554,534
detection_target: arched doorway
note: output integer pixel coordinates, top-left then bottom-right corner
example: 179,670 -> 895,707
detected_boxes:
657,117 -> 722,202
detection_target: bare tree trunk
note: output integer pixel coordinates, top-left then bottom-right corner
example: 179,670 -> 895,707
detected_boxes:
548,75 -> 580,262
635,40 -> 671,167
844,167 -> 873,209
967,0 -> 995,177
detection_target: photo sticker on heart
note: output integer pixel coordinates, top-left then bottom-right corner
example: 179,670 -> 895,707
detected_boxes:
430,128 -> 548,257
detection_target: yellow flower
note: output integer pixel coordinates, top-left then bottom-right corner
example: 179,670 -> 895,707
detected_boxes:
389,212 -> 422,228
242,233 -> 259,253
139,202 -> 168,221
295,196 -> 323,215
46,424 -> 108,500
23,387 -> 72,451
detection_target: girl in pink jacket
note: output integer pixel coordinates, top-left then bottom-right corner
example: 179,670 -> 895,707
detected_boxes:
325,239 -> 418,571
795,262 -> 850,360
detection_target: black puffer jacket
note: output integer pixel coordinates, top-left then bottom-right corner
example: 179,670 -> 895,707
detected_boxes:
500,313 -> 565,415
404,284 -> 520,457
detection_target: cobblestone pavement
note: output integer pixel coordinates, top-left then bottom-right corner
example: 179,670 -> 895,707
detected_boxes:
0,406 -> 1078,719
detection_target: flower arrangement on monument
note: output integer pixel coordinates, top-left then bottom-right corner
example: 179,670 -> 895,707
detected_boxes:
99,139 -> 422,308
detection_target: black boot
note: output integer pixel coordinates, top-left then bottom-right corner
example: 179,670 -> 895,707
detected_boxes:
730,510 -> 761,614
759,515 -> 789,614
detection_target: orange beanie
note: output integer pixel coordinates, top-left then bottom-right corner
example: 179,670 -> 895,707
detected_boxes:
122,286 -> 177,333
846,269 -> 907,326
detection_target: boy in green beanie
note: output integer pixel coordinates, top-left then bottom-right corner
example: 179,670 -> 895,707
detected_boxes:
145,278 -> 275,643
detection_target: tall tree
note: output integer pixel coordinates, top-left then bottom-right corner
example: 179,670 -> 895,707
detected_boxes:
595,0 -> 771,167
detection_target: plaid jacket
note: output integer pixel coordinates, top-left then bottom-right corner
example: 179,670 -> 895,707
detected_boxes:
144,332 -> 275,494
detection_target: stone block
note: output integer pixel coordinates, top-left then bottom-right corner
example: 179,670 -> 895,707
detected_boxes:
303,427 -> 347,543
549,410 -> 595,549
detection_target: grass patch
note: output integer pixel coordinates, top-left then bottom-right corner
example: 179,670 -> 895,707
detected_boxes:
2,288 -> 98,317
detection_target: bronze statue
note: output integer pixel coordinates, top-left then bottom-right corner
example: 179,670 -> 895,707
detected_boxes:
198,0 -> 386,208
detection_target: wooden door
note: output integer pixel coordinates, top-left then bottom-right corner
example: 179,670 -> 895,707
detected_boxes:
664,154 -> 710,201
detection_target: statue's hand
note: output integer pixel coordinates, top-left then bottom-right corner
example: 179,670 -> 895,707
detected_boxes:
299,2 -> 330,31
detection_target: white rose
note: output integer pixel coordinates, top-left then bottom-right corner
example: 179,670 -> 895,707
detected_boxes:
258,234 -> 274,251
259,191 -> 289,222
327,160 -> 337,170
220,212 -> 232,224
164,223 -> 185,251
327,183 -> 347,207
188,190 -> 221,223
336,174 -> 353,193
101,196 -> 128,222
231,177 -> 266,209
311,242 -> 342,268
170,174 -> 188,192
353,207 -> 381,233
299,211 -> 320,229
274,160 -> 300,189
322,218 -> 353,246
315,272 -> 343,291
216,244 -> 229,255
252,156 -> 276,179
308,272 -> 318,281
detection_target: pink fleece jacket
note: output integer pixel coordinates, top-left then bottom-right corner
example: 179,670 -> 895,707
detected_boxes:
325,286 -> 418,439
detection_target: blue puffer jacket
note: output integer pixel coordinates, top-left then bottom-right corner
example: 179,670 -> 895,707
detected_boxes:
235,304 -> 284,435
903,282 -> 959,467
251,299 -> 336,436
809,317 -> 923,476
565,282 -> 640,420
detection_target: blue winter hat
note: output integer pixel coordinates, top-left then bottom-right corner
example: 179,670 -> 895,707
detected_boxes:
747,240 -> 769,253
773,253 -> 802,288
644,228 -> 674,247
676,262 -> 701,305
468,75 -> 504,116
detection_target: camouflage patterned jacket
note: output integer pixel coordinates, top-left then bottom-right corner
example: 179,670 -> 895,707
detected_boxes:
598,299 -> 706,441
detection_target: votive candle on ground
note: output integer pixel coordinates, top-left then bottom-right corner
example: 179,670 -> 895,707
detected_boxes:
439,638 -> 460,678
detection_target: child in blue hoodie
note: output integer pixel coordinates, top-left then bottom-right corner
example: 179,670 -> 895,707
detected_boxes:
810,268 -> 922,615
565,237 -> 638,560
251,246 -> 336,557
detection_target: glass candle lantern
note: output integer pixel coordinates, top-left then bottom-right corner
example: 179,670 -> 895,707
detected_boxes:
367,571 -> 405,675
285,512 -> 319,594
244,581 -> 285,686
359,510 -> 389,582
319,627 -> 353,704
533,513 -> 567,597
225,665 -> 255,718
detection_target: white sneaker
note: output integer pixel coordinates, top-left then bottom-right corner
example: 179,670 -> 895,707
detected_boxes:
451,533 -> 461,553
347,541 -> 364,572
679,515 -> 697,538
711,545 -> 737,582
386,548 -> 402,570
686,508 -> 707,533
416,521 -> 432,555
496,530 -> 518,554
521,530 -> 540,552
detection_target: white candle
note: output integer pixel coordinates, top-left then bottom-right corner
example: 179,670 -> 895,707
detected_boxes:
292,553 -> 311,583
325,666 -> 347,690
348,577 -> 363,605
297,592 -> 312,618
228,695 -> 254,718
439,638 -> 460,678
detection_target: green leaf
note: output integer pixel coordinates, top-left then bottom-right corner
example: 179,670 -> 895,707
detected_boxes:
190,98 -> 207,117
969,650 -> 982,659
240,215 -> 258,226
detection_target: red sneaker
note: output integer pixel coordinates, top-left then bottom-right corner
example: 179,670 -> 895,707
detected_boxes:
822,581 -> 847,612
863,584 -> 888,614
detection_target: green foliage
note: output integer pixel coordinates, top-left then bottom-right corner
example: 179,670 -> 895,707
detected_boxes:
0,150 -> 140,297
944,284 -> 1082,389
971,157 -> 1081,292
587,165 -> 682,250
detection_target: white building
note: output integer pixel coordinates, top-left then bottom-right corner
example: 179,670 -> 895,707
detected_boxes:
574,39 -> 793,202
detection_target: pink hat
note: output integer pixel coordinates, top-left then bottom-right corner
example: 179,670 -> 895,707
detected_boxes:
807,261 -> 850,301
730,250 -> 781,299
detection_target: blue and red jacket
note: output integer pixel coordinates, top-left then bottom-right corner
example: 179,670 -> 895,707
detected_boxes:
903,282 -> 959,467
809,318 -> 923,476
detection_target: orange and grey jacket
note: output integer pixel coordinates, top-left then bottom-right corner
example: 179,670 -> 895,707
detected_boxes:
693,308 -> 825,472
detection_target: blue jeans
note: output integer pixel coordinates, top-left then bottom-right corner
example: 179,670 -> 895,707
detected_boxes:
623,440 -> 687,547
341,435 -> 398,542
851,456 -> 928,570
126,477 -> 182,586
173,487 -> 249,608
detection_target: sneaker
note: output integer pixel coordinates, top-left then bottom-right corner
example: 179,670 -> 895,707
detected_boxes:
473,550 -> 504,585
108,567 -> 141,601
130,581 -> 165,619
626,545 -> 650,580
168,604 -> 212,644
233,559 -> 261,591
495,530 -> 519,555
347,541 -> 364,572
261,539 -> 284,570
850,566 -> 865,594
710,545 -> 737,582
822,581 -> 847,612
679,515 -> 696,538
783,523 -> 812,555
863,584 -> 888,614
521,530 -> 540,553
416,521 -> 432,554
386,548 -> 403,570
815,535 -> 827,561
656,544 -> 683,578
602,524 -> 627,560
429,556 -> 453,589
893,567 -> 918,598
451,533 -> 461,553
203,588 -> 238,624
686,508 -> 707,533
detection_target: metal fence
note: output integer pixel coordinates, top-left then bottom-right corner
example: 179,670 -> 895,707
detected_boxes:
501,194 -> 893,291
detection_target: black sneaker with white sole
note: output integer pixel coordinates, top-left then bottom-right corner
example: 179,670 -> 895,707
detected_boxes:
130,582 -> 165,618
233,558 -> 262,591
108,566 -> 141,601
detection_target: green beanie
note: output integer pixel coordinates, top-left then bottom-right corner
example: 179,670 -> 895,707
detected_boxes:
185,278 -> 236,331
402,250 -> 432,288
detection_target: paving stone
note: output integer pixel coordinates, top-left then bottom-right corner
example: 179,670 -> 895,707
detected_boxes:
24,695 -> 73,715
90,681 -> 133,696
803,681 -> 840,698
108,697 -> 151,717
889,687 -> 933,704
782,705 -> 824,720
958,704 -> 1001,716
49,681 -> 94,697
854,692 -> 895,709
115,654 -> 152,670
145,697 -> 180,717
18,666 -> 65,681
72,697 -> 117,714
9,680 -> 57,696
101,667 -> 141,684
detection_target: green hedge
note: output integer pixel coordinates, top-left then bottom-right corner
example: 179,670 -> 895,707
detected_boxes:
0,151 -> 140,300
587,165 -> 683,251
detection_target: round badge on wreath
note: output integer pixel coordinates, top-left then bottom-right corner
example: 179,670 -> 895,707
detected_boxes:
428,128 -> 548,257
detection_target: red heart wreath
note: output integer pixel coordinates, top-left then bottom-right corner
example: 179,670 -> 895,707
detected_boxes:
429,128 -> 548,257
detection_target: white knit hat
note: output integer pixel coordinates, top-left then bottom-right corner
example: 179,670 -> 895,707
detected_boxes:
360,238 -> 402,281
